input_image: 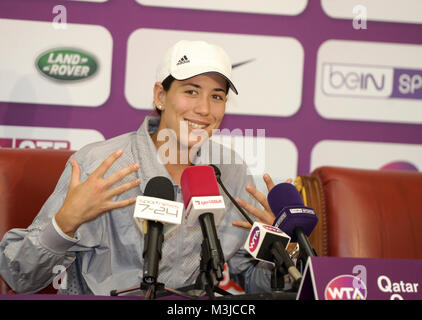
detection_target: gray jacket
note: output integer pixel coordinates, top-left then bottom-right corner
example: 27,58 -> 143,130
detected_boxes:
0,116 -> 272,295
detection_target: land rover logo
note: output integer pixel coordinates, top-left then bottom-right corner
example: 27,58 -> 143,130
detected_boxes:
36,48 -> 98,81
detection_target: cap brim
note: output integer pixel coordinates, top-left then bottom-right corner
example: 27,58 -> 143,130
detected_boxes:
172,68 -> 238,95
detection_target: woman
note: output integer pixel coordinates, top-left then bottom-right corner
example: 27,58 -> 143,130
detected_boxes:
0,40 -> 277,295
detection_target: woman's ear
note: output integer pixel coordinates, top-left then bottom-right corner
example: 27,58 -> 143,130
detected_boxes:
153,82 -> 166,110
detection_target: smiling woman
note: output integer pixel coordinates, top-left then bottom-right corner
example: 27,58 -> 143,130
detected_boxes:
152,73 -> 228,150
148,40 -> 239,184
0,39 -> 280,297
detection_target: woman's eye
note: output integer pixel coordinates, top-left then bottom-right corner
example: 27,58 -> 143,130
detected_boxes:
212,94 -> 224,101
186,90 -> 197,95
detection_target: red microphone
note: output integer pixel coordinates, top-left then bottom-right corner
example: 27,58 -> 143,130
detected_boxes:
180,165 -> 225,227
180,165 -> 226,286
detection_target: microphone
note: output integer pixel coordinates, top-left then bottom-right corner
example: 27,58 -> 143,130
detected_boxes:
244,222 -> 302,290
209,164 -> 254,226
268,183 -> 318,263
133,176 -> 184,284
181,165 -> 225,228
180,165 -> 225,281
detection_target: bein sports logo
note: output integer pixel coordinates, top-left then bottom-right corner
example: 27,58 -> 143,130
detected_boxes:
248,227 -> 260,253
322,63 -> 422,100
324,275 -> 367,300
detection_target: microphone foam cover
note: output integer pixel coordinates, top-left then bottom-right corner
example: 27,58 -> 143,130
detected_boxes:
268,182 -> 318,241
274,207 -> 318,241
267,183 -> 304,216
144,176 -> 175,201
180,165 -> 220,208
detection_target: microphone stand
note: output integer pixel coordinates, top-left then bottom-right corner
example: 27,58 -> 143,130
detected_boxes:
111,223 -> 197,300
141,280 -> 165,300
270,241 -> 302,292
294,226 -> 318,274
141,221 -> 164,300
211,164 -> 294,293
110,283 -> 197,300
196,239 -> 218,299
110,214 -> 231,300
195,212 -> 232,299
271,263 -> 286,292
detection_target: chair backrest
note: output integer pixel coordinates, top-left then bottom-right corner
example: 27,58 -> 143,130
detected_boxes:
0,148 -> 74,294
296,166 -> 422,259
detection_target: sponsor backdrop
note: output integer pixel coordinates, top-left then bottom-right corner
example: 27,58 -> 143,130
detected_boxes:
1,0 -> 422,298
1,0 -> 422,182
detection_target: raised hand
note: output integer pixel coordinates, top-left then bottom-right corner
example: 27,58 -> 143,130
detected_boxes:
55,149 -> 141,237
232,174 -> 292,229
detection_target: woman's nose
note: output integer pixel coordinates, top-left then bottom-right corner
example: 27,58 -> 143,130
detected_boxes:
194,96 -> 211,115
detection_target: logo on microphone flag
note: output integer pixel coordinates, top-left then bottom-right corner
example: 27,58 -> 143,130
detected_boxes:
248,226 -> 260,253
262,225 -> 283,233
133,196 -> 184,231
245,222 -> 291,262
185,195 -> 225,227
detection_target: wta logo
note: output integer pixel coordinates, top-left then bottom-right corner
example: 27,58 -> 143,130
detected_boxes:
324,275 -> 367,300
248,227 -> 260,253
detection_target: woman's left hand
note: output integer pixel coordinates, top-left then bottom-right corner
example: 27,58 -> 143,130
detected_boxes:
232,174 -> 292,229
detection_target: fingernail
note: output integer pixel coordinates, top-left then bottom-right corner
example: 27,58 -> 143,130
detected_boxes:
133,163 -> 140,170
116,149 -> 123,156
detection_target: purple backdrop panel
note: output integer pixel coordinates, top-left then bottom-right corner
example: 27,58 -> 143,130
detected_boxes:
298,256 -> 422,300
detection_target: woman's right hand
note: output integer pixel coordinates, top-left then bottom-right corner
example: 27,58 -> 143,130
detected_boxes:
54,149 -> 141,237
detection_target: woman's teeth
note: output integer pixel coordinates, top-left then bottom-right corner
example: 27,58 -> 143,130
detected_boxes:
187,120 -> 207,129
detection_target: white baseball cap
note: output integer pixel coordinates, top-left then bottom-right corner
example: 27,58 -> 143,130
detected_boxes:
156,40 -> 238,95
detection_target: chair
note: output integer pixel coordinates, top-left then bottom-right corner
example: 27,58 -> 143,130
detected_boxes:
295,166 -> 422,259
0,148 -> 74,294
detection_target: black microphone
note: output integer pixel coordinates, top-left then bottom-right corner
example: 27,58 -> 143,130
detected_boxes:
245,222 -> 302,290
140,176 -> 175,284
209,164 -> 254,226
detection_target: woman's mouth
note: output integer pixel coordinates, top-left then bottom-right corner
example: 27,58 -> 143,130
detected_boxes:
185,119 -> 208,129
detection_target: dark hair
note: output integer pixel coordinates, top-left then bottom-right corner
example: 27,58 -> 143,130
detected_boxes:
155,74 -> 230,116
155,75 -> 175,116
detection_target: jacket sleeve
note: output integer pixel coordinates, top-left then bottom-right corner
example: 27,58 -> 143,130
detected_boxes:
0,160 -> 81,293
227,248 -> 273,293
